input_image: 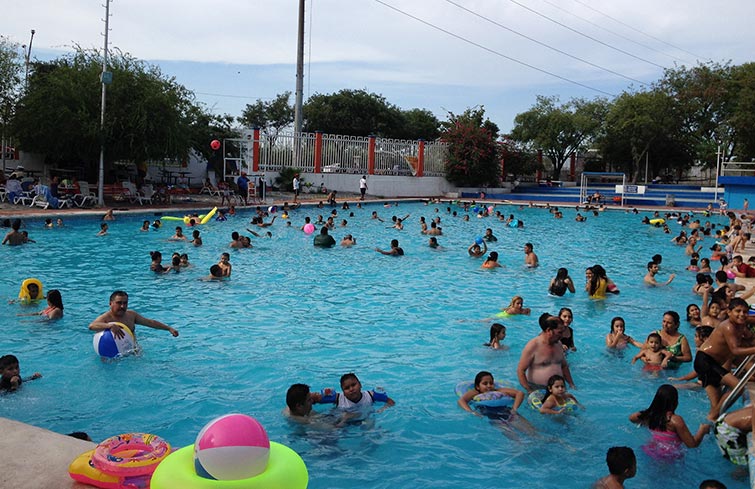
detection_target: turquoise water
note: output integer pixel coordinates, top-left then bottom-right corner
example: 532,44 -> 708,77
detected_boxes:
0,203 -> 747,488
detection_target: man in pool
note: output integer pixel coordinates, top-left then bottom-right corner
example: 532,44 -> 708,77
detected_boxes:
517,313 -> 575,392
643,261 -> 675,286
89,290 -> 179,340
524,242 -> 539,267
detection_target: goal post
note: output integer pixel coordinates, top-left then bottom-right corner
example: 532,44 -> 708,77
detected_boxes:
579,172 -> 626,205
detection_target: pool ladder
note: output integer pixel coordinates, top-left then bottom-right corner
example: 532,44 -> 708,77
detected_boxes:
719,354 -> 755,414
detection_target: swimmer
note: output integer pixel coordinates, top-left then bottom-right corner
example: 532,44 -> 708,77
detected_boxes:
457,371 -> 524,417
558,307 -> 576,352
631,333 -> 673,370
149,251 -> 171,274
517,313 -> 575,392
341,234 -> 356,247
88,290 -> 179,340
524,243 -> 539,267
503,296 -> 530,315
484,323 -> 507,350
605,317 -> 644,350
548,268 -> 575,296
205,264 -> 225,281
481,251 -> 502,269
593,447 -> 636,489
0,354 -> 42,392
428,237 -> 442,249
17,289 -> 64,320
644,261 -> 675,286
170,226 -> 187,241
190,229 -> 202,246
140,220 -> 150,232
151,219 -> 162,229
217,252 -> 232,277
96,223 -> 108,236
468,240 -> 487,258
370,211 -> 384,222
483,228 -> 497,242
376,239 -> 404,256
539,374 -> 581,414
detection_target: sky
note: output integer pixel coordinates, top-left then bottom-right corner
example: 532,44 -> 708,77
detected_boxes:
5,0 -> 755,133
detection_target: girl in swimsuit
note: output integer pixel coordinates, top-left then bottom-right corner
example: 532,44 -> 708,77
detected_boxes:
17,289 -> 64,320
686,304 -> 702,327
539,374 -> 581,415
605,317 -> 644,350
484,323 -> 507,350
629,384 -> 709,459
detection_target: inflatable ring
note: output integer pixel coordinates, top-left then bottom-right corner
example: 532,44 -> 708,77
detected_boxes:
455,381 -> 514,408
150,443 -> 308,489
527,389 -> 577,413
18,278 -> 44,302
92,433 -> 171,477
649,218 -> 665,225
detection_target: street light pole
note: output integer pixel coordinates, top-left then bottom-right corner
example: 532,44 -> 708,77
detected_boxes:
24,29 -> 35,91
97,0 -> 111,206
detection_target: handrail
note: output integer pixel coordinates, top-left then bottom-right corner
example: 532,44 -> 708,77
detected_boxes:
720,356 -> 755,414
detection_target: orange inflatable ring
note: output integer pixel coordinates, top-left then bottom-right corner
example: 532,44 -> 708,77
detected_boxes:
92,433 -> 171,477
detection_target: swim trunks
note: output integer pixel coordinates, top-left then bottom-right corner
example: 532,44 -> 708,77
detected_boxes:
694,351 -> 729,387
715,416 -> 748,465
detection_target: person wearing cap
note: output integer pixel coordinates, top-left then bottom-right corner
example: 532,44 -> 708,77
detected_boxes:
237,171 -> 250,206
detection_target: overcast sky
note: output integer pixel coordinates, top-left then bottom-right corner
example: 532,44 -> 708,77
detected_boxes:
6,0 -> 754,132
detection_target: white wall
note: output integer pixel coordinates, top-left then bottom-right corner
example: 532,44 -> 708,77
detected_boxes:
294,173 -> 456,198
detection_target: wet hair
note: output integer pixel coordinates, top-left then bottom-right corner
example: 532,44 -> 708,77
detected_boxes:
390,239 -> 399,248
286,383 -> 311,411
192,230 -> 200,238
508,295 -> 524,309
474,370 -> 493,389
609,316 -> 625,332
150,251 -> 162,260
339,372 -> 359,388
646,332 -> 662,343
487,251 -> 498,261
715,270 -> 728,283
541,374 -> 566,404
0,354 -> 19,369
696,273 -> 713,285
606,447 -> 635,476
685,303 -> 700,321
695,326 -> 714,341
698,480 -> 727,489
209,265 -> 223,277
635,384 -> 678,431
109,290 -> 128,302
663,310 -> 680,327
67,432 -> 92,441
729,298 -> 749,311
486,323 -> 506,345
538,313 -> 561,332
47,290 -> 63,310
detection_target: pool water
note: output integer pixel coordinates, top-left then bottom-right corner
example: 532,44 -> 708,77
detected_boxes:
0,203 -> 747,488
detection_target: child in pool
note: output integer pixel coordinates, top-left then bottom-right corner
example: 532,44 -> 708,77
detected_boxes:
686,303 -> 702,327
17,289 -> 64,320
484,323 -> 507,350
149,251 -> 171,274
140,220 -> 150,232
539,374 -> 581,414
96,223 -> 108,236
191,230 -> 202,246
458,371 -> 524,419
632,333 -> 673,371
217,253 -> 232,277
503,295 -> 530,315
0,354 -> 41,392
320,373 -> 395,412
558,307 -> 576,352
593,446 -> 636,489
605,317 -> 644,349
629,384 -> 709,458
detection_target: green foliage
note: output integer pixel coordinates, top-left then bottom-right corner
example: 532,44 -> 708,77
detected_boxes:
397,108 -> 440,140
12,47 -> 216,181
499,137 -> 540,177
237,91 -> 294,144
275,166 -> 303,190
510,96 -> 606,179
0,37 -> 23,129
441,107 -> 500,187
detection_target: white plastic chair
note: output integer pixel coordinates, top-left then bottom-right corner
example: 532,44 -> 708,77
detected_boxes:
72,182 -> 97,207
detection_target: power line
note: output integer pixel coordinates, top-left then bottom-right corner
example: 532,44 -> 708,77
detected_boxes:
505,0 -> 665,69
195,91 -> 273,101
570,0 -> 707,61
537,0 -> 686,63
374,0 -> 616,97
443,0 -> 647,85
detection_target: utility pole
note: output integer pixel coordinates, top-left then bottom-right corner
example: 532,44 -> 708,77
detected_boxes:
97,0 -> 112,206
24,29 -> 35,91
293,0 -> 305,137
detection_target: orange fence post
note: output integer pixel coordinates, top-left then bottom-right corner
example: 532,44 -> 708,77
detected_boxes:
368,135 -> 376,175
252,128 -> 260,172
314,131 -> 323,173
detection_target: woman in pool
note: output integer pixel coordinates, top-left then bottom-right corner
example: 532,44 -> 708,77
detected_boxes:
18,289 -> 64,320
655,311 -> 691,369
481,251 -> 502,269
457,371 -> 523,418
503,296 -> 530,315
558,307 -> 576,352
605,316 -> 644,349
629,384 -> 709,459
585,266 -> 606,299
548,267 -> 575,296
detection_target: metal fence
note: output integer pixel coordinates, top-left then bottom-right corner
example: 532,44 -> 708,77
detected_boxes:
225,131 -> 448,178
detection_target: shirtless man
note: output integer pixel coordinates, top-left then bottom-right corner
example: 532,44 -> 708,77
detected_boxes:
2,219 -> 25,246
644,261 -> 675,286
89,290 -> 179,340
524,243 -> 539,268
694,298 -> 755,419
517,313 -> 575,391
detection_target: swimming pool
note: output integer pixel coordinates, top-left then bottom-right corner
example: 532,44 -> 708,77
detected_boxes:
0,203 -> 747,488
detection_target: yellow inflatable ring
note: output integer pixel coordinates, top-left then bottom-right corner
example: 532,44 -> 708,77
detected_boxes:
649,218 -> 665,225
150,442 -> 308,489
18,278 -> 43,301
92,433 -> 171,477
528,389 -> 578,413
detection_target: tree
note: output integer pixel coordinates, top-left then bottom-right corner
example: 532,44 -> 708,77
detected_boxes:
601,89 -> 686,182
13,47 -> 210,181
237,91 -> 294,145
0,37 -> 23,165
302,89 -> 404,137
397,108 -> 440,140
499,136 -> 540,178
728,63 -> 755,159
441,106 -> 500,187
510,96 -> 606,179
